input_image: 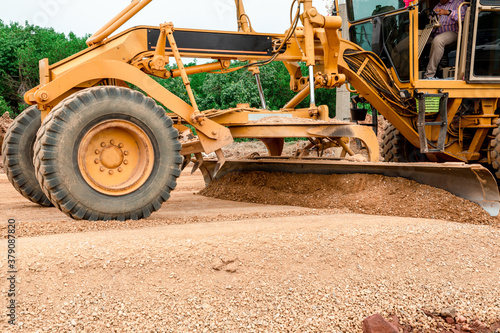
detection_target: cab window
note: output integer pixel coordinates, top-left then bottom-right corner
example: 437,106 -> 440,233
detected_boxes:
473,11 -> 500,77
346,0 -> 407,22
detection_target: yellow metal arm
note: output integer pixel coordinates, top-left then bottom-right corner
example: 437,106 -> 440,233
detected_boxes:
86,0 -> 153,46
235,0 -> 253,32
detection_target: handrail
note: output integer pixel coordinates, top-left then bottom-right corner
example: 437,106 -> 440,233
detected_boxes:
86,0 -> 153,46
454,2 -> 470,80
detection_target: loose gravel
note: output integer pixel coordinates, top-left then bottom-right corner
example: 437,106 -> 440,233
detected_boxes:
1,216 -> 499,332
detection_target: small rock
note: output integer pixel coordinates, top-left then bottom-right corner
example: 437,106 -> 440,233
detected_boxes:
211,258 -> 224,271
362,314 -> 399,333
440,307 -> 456,319
456,315 -> 467,324
224,262 -> 239,273
445,316 -> 455,324
471,320 -> 489,330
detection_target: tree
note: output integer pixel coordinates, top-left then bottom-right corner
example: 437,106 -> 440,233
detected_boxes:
0,20 -> 88,117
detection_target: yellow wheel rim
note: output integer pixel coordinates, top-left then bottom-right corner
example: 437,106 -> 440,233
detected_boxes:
78,120 -> 154,196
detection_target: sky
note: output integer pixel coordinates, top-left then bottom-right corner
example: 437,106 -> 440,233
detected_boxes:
1,0 -> 334,38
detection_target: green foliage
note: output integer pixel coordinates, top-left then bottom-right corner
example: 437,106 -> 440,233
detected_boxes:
0,95 -> 12,117
0,20 -> 88,116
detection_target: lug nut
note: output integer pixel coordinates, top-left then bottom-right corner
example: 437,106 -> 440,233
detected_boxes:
94,159 -> 99,164
101,142 -> 106,148
95,149 -> 100,155
124,151 -> 129,156
109,170 -> 114,175
110,139 -> 116,145
118,143 -> 124,148
123,160 -> 129,165
118,167 -> 123,172
100,167 -> 105,172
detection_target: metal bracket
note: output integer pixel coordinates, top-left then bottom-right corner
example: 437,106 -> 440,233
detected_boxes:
417,93 -> 449,154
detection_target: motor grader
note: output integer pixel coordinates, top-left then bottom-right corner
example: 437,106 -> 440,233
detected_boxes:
2,0 -> 500,220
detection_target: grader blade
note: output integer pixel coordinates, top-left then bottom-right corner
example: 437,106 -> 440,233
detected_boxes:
200,158 -> 500,217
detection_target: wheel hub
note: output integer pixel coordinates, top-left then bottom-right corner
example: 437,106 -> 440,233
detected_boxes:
100,145 -> 124,169
78,120 -> 154,196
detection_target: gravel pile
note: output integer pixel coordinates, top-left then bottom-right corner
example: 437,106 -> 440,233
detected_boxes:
201,171 -> 499,226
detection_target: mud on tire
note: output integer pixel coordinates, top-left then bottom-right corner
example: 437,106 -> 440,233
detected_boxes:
2,106 -> 52,207
34,87 -> 182,221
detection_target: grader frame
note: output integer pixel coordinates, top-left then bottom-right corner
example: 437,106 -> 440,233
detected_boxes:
3,0 -> 500,219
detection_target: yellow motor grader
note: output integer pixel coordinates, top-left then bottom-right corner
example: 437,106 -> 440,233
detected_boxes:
2,0 -> 500,220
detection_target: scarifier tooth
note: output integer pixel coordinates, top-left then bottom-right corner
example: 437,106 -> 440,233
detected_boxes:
181,157 -> 190,171
191,162 -> 201,174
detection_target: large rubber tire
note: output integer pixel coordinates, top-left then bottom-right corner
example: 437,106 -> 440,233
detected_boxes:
33,87 -> 182,221
381,124 -> 427,162
489,118 -> 500,180
2,106 -> 52,207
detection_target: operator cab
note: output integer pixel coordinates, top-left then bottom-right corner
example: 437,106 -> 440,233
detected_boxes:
344,0 -> 500,83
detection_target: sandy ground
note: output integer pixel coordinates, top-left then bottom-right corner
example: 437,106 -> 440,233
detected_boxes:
1,169 -> 500,332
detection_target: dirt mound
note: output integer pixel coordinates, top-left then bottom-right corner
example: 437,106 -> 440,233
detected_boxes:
200,171 -> 498,226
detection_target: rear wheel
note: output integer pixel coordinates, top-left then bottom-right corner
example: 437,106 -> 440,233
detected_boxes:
34,87 -> 182,220
489,118 -> 500,180
381,124 -> 427,162
2,106 -> 52,206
